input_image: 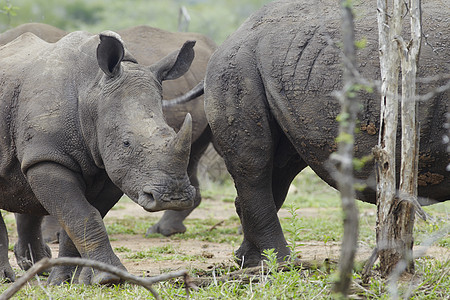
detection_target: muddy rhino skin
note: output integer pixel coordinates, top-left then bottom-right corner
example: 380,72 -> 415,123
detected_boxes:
204,0 -> 449,267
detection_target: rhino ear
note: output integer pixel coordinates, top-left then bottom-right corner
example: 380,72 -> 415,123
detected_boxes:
151,40 -> 196,82
97,31 -> 125,77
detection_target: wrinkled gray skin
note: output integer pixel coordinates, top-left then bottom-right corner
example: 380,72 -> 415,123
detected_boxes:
0,23 -> 217,239
118,26 -> 216,237
205,0 -> 449,268
0,31 -> 197,284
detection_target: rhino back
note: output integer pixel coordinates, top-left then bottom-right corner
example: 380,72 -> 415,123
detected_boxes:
207,0 -> 449,203
0,22 -> 67,46
0,31 -> 100,212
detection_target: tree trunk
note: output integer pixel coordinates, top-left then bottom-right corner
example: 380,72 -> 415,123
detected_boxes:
375,0 -> 421,278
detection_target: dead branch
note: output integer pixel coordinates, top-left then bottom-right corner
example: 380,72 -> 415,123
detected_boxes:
208,220 -> 225,232
0,257 -> 192,300
188,259 -> 327,287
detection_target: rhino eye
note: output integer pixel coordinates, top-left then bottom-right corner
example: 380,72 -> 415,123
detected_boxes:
123,140 -> 131,147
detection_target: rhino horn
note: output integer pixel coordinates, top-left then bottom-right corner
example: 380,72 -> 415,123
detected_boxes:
169,113 -> 192,159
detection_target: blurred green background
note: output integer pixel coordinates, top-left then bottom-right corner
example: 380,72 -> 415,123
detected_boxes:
0,0 -> 273,44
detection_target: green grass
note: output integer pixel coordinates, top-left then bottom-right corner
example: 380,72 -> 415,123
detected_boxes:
0,168 -> 448,299
105,216 -> 155,235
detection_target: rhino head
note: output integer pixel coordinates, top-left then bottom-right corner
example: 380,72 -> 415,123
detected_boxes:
83,31 -> 196,212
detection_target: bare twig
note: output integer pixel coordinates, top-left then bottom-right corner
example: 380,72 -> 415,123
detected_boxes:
0,257 -> 192,300
208,220 -> 225,232
188,259 -> 326,287
362,247 -> 379,283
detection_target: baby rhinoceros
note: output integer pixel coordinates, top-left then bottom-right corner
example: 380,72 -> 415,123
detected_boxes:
0,30 -> 196,285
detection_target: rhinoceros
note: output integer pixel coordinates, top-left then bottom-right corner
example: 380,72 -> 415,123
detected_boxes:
204,0 -> 449,267
0,23 -> 217,238
0,30 -> 196,284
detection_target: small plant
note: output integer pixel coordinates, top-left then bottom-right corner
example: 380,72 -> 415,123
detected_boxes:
0,0 -> 19,26
261,248 -> 279,273
284,204 -> 303,263
114,246 -> 131,253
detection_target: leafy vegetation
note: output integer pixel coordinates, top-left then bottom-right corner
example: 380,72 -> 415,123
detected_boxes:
0,0 -> 272,44
1,168 -> 448,299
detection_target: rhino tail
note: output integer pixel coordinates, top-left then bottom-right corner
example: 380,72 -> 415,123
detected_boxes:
163,80 -> 204,108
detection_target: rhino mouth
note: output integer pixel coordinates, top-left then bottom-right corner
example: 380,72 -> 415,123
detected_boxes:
138,185 -> 195,212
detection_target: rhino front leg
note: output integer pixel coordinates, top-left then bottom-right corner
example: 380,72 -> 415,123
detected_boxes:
0,214 -> 15,282
48,176 -> 123,285
14,214 -> 52,273
26,162 -> 125,285
47,228 -> 81,285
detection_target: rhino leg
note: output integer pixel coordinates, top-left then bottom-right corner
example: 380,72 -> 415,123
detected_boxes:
146,127 -> 212,237
48,229 -> 121,285
48,177 -> 123,285
41,215 -> 61,243
14,214 -> 51,273
47,228 -> 81,285
206,75 -> 296,267
0,214 -> 15,282
78,181 -> 123,285
26,162 -> 125,285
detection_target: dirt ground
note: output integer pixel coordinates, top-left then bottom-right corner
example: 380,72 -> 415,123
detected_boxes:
8,194 -> 447,279
5,146 -> 448,280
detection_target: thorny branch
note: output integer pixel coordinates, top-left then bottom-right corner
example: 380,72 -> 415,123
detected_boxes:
0,257 -> 195,300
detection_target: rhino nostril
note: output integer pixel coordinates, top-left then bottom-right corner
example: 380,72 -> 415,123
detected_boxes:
143,186 -> 153,194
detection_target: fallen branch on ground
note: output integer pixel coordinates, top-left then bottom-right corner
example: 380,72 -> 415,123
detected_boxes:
0,257 -> 195,300
189,259 -> 332,287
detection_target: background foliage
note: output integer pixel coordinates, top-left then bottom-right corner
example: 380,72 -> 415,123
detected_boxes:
0,0 -> 272,44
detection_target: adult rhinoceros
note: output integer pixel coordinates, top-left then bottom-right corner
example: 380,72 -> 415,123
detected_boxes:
0,30 -> 196,284
204,0 -> 449,267
0,23 -> 217,238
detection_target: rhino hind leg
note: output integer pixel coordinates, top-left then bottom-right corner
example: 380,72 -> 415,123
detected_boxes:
41,215 -> 61,243
0,214 -> 15,282
146,127 -> 212,237
206,76 -> 294,267
14,214 -> 52,274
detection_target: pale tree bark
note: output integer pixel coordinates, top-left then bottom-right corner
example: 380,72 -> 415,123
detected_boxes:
332,0 -> 359,296
374,0 -> 422,278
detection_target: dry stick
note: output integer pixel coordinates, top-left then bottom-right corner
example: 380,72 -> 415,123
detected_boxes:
332,0 -> 359,297
0,257 -> 191,300
208,220 -> 225,232
189,259 -> 324,287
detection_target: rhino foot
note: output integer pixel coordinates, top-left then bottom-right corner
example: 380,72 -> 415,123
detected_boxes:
235,239 -> 291,268
47,265 -> 78,285
14,240 -> 52,274
234,240 -> 264,268
0,263 -> 16,283
79,267 -> 123,285
146,220 -> 186,237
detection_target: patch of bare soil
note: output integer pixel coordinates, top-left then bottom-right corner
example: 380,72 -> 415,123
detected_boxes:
111,199 -> 450,276
106,198 -> 238,277
7,195 -> 449,279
